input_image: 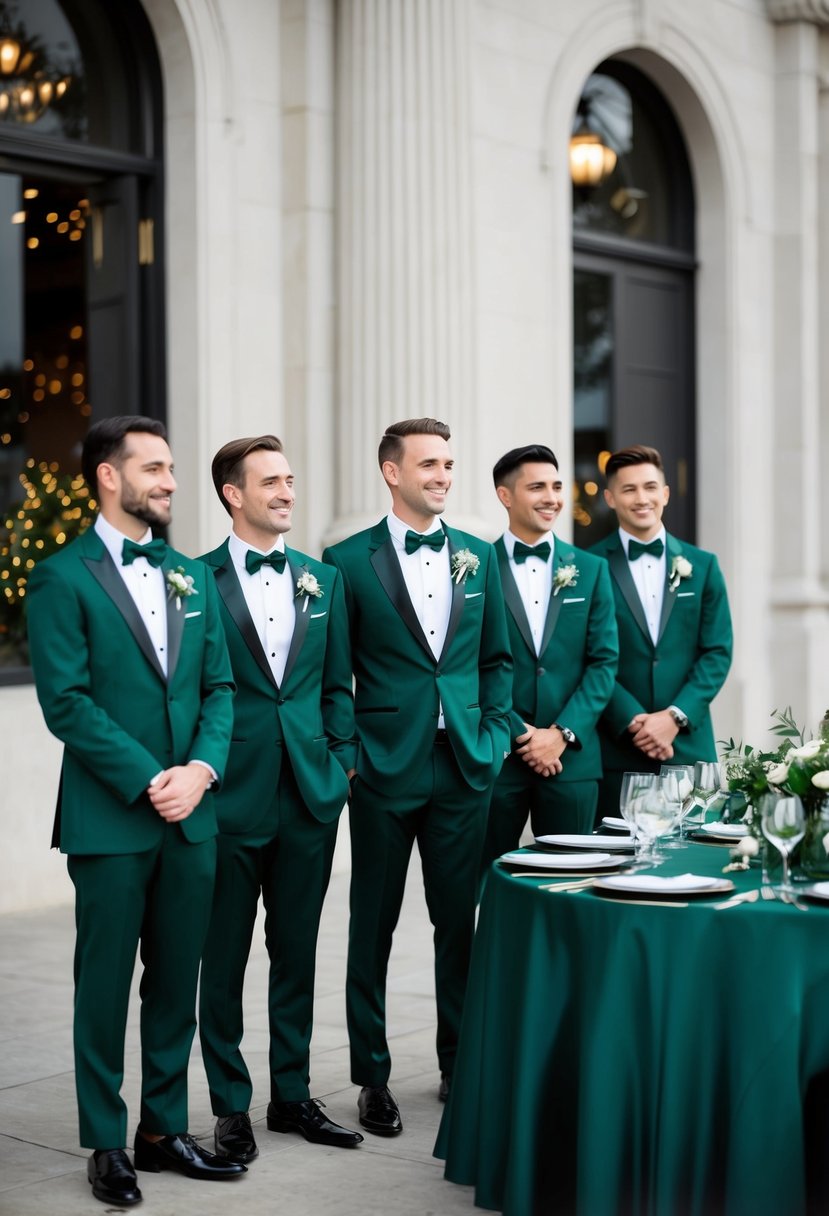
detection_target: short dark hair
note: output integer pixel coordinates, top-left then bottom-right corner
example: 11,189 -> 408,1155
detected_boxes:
81,416 -> 167,494
211,435 -> 284,515
492,444 -> 558,488
378,418 -> 451,468
604,444 -> 664,483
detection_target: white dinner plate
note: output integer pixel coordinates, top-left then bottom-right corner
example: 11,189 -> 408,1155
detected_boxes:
802,882 -> 829,905
498,850 -> 623,873
592,872 -> 735,900
535,833 -> 635,852
699,823 -> 749,840
601,816 -> 630,832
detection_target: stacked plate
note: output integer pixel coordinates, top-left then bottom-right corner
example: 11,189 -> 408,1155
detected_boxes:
498,850 -> 626,874
535,832 -> 635,853
695,822 -> 749,843
592,873 -> 735,900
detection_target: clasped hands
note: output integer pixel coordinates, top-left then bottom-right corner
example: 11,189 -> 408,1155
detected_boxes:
627,709 -> 678,761
514,724 -> 567,778
147,763 -> 213,822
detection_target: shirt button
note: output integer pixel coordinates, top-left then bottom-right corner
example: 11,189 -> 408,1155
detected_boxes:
269,617 -> 274,622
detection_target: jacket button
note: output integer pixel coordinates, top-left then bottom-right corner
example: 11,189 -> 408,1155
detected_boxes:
537,667 -> 545,677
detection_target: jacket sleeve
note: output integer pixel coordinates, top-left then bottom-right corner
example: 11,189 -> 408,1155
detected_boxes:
556,559 -> 619,741
478,550 -> 514,754
670,554 -> 733,728
184,567 -> 235,784
320,567 -> 358,772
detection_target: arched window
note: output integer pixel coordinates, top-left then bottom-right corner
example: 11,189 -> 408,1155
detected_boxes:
571,59 -> 695,547
0,0 -> 164,676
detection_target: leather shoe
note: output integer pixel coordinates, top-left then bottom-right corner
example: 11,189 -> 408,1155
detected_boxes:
133,1131 -> 247,1179
87,1149 -> 142,1206
267,1098 -> 363,1148
439,1072 -> 451,1103
357,1086 -> 403,1136
215,1112 -> 258,1163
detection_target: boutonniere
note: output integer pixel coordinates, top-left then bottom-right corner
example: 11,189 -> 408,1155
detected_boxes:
296,568 -> 324,612
451,549 -> 480,585
166,566 -> 198,610
669,555 -> 693,592
552,564 -> 579,596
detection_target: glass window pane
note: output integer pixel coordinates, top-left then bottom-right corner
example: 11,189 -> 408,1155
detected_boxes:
0,0 -> 87,140
573,269 -> 615,548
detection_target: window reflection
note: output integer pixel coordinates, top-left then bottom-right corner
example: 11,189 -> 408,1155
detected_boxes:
0,0 -> 86,139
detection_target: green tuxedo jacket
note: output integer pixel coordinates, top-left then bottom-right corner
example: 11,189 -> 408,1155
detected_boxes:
201,542 -> 355,831
323,520 -> 512,793
26,526 -> 234,855
588,530 -> 732,769
496,536 -> 618,782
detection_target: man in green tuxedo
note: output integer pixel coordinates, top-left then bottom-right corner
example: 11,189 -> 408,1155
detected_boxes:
26,416 -> 243,1208
589,445 -> 733,820
323,418 -> 512,1135
480,444 -> 618,875
198,435 -> 362,1161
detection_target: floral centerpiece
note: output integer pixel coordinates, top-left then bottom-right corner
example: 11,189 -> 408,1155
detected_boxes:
720,707 -> 829,877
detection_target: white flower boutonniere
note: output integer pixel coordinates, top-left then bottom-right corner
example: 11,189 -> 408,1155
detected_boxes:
669,555 -> 693,592
296,569 -> 324,612
451,549 -> 480,585
166,566 -> 198,611
552,564 -> 579,597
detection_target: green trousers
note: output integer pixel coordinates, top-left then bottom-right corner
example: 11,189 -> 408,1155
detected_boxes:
67,827 -> 216,1148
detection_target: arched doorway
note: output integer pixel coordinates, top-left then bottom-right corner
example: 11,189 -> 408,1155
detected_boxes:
0,0 -> 164,674
570,59 -> 695,548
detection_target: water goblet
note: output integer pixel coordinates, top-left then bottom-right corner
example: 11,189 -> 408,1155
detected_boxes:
619,772 -> 656,855
759,792 -> 805,894
632,782 -> 674,864
657,770 -> 687,848
687,761 -> 724,830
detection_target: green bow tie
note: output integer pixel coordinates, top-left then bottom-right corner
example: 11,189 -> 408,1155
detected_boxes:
121,537 -> 167,568
513,540 -> 551,564
245,549 -> 287,575
628,538 -> 664,561
404,529 -> 446,555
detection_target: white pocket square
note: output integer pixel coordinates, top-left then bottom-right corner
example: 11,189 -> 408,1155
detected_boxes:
677,592 -> 695,598
465,592 -> 483,600
310,611 -> 327,619
562,596 -> 585,604
184,611 -> 202,619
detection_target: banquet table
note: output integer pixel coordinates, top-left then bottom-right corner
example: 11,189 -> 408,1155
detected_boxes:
434,841 -> 829,1216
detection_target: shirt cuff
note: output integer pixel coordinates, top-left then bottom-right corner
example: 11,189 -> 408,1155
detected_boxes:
189,759 -> 218,786
668,705 -> 688,729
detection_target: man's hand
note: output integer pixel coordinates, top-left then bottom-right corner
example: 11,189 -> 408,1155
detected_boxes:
628,710 -> 678,761
148,763 -> 213,822
515,724 -> 566,777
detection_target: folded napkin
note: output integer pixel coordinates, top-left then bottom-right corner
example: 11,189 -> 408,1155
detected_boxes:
604,873 -> 719,892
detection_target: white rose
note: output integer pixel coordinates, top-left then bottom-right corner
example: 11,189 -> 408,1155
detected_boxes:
675,556 -> 692,578
789,740 -> 822,760
767,762 -> 790,785
737,836 -> 760,858
810,769 -> 829,790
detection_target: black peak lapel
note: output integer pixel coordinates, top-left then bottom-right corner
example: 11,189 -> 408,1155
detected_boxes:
162,557 -> 185,682
83,547 -> 166,683
496,539 -> 535,656
212,554 -> 278,689
282,556 -> 311,687
439,528 -> 466,662
657,533 -> 682,643
370,534 -> 434,662
539,541 -> 573,657
607,541 -> 652,646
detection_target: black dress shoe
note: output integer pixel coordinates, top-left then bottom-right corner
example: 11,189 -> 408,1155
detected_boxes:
439,1072 -> 451,1103
215,1112 -> 259,1163
87,1149 -> 143,1206
267,1099 -> 363,1148
133,1132 -> 247,1179
357,1086 -> 403,1136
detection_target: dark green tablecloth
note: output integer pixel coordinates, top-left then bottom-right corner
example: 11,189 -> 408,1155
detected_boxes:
435,842 -> 829,1215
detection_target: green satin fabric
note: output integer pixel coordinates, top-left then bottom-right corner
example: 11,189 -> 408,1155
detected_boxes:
435,842 -> 829,1216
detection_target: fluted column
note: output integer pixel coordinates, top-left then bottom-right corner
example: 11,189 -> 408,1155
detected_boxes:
766,5 -> 829,725
329,0 -> 478,541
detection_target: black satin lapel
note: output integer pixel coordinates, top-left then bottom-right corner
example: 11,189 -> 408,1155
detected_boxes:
608,545 -> 652,646
83,550 -> 165,682
282,558 -> 310,687
539,548 -> 568,656
370,538 -> 434,661
439,534 -> 466,663
657,535 -> 680,642
163,560 -> 185,682
213,559 -> 278,689
498,543 -> 535,656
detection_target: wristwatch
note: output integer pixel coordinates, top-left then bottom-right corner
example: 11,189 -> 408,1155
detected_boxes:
553,723 -> 576,744
668,707 -> 688,729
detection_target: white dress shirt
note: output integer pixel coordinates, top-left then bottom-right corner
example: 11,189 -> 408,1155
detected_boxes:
503,529 -> 554,657
95,514 -> 168,675
619,526 -> 666,645
229,531 -> 295,687
387,511 -> 451,728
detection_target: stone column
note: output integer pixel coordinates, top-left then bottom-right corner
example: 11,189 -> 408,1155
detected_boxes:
328,0 -> 479,542
766,1 -> 829,726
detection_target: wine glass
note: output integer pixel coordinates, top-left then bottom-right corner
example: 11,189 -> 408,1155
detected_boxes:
632,782 -> 674,863
687,762 -> 724,830
660,764 -> 695,841
619,772 -> 656,850
657,770 -> 686,848
759,792 -> 805,893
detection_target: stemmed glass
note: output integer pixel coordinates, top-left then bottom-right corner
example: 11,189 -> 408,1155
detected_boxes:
759,792 -> 805,894
658,769 -> 690,848
687,762 -> 724,831
632,782 -> 675,863
619,772 -> 656,850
